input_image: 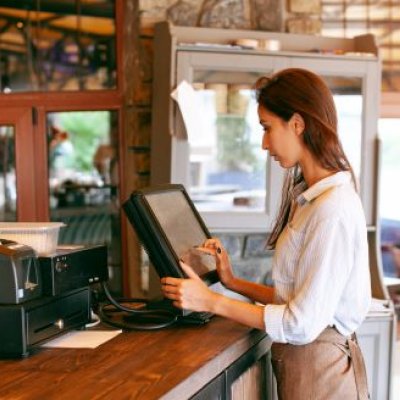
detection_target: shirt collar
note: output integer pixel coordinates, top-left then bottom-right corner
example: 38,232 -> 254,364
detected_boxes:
296,171 -> 352,205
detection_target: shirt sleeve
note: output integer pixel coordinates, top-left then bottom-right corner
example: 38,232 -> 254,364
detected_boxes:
264,216 -> 355,344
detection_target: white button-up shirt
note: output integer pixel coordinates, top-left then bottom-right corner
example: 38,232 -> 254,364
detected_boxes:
264,171 -> 371,345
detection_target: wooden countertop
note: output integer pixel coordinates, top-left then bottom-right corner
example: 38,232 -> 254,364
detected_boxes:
0,317 -> 271,400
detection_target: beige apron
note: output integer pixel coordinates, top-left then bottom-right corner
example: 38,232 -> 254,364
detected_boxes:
271,327 -> 370,400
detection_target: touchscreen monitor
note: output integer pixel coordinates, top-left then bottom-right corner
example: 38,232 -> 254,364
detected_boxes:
123,184 -> 219,285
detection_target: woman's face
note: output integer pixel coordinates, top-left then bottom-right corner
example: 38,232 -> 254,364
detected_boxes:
258,105 -> 304,169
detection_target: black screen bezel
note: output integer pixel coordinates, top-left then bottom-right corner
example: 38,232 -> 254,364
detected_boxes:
123,184 -> 219,286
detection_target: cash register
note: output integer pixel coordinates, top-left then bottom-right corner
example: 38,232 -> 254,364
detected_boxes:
0,239 -> 108,358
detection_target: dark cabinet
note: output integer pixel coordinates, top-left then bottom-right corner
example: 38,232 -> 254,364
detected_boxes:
191,336 -> 274,400
191,372 -> 225,400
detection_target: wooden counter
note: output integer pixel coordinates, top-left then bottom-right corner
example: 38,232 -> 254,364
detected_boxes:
0,317 -> 272,400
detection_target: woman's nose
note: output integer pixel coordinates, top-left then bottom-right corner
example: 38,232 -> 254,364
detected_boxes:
262,135 -> 269,151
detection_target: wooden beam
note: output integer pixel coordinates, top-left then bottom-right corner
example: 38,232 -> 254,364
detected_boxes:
0,12 -> 114,39
0,0 -> 114,18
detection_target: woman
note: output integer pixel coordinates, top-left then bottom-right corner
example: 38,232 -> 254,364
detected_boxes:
161,68 -> 371,399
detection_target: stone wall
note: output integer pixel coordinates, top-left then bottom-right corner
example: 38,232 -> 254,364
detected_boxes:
140,0 -> 321,33
140,0 -> 282,31
123,0 -> 320,296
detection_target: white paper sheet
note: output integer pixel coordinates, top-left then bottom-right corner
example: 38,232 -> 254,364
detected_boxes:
42,329 -> 122,349
170,80 -> 209,141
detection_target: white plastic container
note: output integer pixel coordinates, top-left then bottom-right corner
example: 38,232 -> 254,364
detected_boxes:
0,222 -> 66,255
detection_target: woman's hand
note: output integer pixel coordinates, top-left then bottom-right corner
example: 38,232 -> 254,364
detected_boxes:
196,238 -> 236,289
162,255 -> 267,331
161,261 -> 217,313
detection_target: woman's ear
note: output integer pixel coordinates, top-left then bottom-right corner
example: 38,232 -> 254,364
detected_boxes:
291,113 -> 305,136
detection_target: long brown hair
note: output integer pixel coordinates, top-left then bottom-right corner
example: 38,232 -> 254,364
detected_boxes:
255,68 -> 356,249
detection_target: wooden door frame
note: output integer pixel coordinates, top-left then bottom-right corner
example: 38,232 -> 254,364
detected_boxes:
0,108 -> 36,220
0,1 -> 129,293
0,0 -> 125,221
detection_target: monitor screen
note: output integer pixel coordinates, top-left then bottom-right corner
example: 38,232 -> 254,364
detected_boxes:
123,184 -> 218,284
145,190 -> 216,277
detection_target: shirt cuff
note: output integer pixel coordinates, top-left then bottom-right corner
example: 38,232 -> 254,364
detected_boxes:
264,304 -> 287,343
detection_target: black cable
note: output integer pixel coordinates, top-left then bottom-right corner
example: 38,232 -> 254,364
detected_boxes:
98,282 -> 178,330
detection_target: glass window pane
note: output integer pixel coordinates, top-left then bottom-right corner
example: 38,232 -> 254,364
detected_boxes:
0,125 -> 16,221
0,0 -> 116,93
188,71 -> 267,213
321,4 -> 343,20
323,76 -> 362,186
321,1 -> 400,91
47,110 -> 121,289
377,118 -> 400,279
345,5 -> 368,21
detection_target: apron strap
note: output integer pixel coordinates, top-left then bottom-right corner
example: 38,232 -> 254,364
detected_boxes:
317,328 -> 370,400
348,334 -> 370,400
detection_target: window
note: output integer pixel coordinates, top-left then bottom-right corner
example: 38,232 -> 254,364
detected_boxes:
47,110 -> 121,284
188,82 -> 266,213
321,0 -> 400,91
0,125 -> 16,221
378,118 -> 400,278
0,1 -> 124,293
0,0 -> 116,92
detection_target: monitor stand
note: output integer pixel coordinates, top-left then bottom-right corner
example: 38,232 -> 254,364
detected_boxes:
146,298 -> 214,325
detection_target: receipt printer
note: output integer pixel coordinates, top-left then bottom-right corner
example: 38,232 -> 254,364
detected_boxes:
0,239 -> 42,304
0,241 -> 103,358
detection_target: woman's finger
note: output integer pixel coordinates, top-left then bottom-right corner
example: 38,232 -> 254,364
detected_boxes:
161,284 -> 177,294
203,238 -> 221,248
194,246 -> 216,256
180,261 -> 202,280
163,291 -> 180,301
172,300 -> 183,309
161,276 -> 181,286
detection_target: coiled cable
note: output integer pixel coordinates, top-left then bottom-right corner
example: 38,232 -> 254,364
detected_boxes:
98,282 -> 178,330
